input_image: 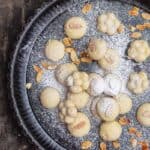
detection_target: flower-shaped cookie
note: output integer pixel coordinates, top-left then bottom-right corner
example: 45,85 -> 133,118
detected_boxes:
127,71 -> 149,94
58,100 -> 78,124
66,71 -> 90,93
97,12 -> 121,35
128,40 -> 150,62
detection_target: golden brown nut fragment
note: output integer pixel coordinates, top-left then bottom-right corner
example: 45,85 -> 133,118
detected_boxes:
130,32 -> 142,39
99,142 -> 107,150
82,3 -> 92,14
81,140 -> 93,149
128,7 -> 139,16
141,13 -> 150,20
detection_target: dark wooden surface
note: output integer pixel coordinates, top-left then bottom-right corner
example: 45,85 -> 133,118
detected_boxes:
0,0 -> 48,149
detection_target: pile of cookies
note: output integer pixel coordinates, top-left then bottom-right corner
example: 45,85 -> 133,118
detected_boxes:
39,11 -> 150,144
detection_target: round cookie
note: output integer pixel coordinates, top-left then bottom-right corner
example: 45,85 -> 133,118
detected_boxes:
137,103 -> 150,127
104,74 -> 122,96
67,112 -> 91,137
88,38 -> 107,60
40,87 -> 60,108
100,121 -> 122,141
45,40 -> 65,61
64,17 -> 87,39
97,97 -> 119,121
115,93 -> 132,114
97,12 -> 121,35
87,73 -> 105,96
68,92 -> 89,109
128,40 -> 150,62
98,49 -> 120,71
55,63 -> 78,84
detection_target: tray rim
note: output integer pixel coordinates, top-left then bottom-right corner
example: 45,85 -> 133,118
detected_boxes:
8,0 -> 150,150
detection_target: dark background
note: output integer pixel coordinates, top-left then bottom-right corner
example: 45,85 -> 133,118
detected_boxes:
0,0 -> 48,149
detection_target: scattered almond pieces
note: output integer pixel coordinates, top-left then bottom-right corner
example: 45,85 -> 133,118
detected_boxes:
130,138 -> 137,148
136,131 -> 142,138
41,60 -> 57,70
139,141 -> 149,150
136,22 -> 150,31
128,7 -> 139,16
65,47 -> 75,53
129,25 -> 136,32
112,141 -> 121,149
119,116 -> 130,126
128,127 -> 137,134
80,57 -> 92,63
36,71 -> 43,83
141,12 -> 150,20
82,3 -> 92,14
70,49 -> 80,65
33,65 -> 42,73
117,24 -> 125,33
99,142 -> 107,150
130,32 -> 142,39
25,83 -> 32,89
81,140 -> 93,150
63,37 -> 72,47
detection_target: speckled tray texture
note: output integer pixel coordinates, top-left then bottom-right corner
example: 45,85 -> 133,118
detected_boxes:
12,0 -> 150,149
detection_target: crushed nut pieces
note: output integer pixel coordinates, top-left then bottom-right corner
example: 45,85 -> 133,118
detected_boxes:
139,141 -> 149,150
130,138 -> 137,148
128,127 -> 137,134
128,7 -> 139,16
112,141 -> 121,149
81,140 -> 93,150
25,83 -> 32,89
136,23 -> 150,31
119,116 -> 130,126
63,37 -> 72,47
117,24 -> 125,33
41,60 -> 57,70
82,3 -> 92,14
100,142 -> 107,150
141,12 -> 150,20
130,32 -> 142,39
70,49 -> 80,65
33,65 -> 43,83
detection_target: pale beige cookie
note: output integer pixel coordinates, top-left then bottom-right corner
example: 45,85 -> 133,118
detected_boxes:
67,112 -> 91,137
40,87 -> 60,108
127,71 -> 149,94
97,97 -> 119,121
137,103 -> 150,127
98,49 -> 120,71
104,74 -> 122,96
87,73 -> 105,96
58,100 -> 78,124
88,38 -> 107,60
100,121 -> 122,141
128,40 -> 150,62
64,17 -> 87,39
45,40 -> 65,61
68,92 -> 89,109
115,93 -> 132,114
55,63 -> 78,84
66,71 -> 89,93
97,12 -> 122,35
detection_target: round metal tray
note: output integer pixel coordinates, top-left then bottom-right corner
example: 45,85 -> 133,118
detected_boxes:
9,0 -> 150,149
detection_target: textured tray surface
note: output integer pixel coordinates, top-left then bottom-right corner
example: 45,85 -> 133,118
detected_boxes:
11,0 -> 150,149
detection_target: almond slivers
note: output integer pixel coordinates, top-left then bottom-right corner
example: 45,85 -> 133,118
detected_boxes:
128,7 -> 139,16
82,3 -> 92,14
130,32 -> 142,39
100,142 -> 107,150
141,13 -> 150,20
81,140 -> 93,150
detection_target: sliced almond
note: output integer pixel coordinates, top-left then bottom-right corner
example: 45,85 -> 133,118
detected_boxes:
118,116 -> 130,126
141,12 -> 150,20
130,138 -> 137,148
25,83 -> 32,89
144,22 -> 150,28
136,24 -> 146,31
112,141 -> 120,149
128,7 -> 139,16
36,71 -> 43,83
65,47 -> 75,53
130,32 -> 142,39
128,127 -> 137,134
82,3 -> 92,14
70,50 -> 80,65
100,142 -> 107,150
139,141 -> 149,150
81,140 -> 93,150
63,37 -> 72,47
33,65 -> 42,73
80,57 -> 92,63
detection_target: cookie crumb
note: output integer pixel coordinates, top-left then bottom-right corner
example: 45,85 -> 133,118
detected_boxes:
70,49 -> 80,65
63,37 -> 72,47
81,140 -> 93,149
130,138 -> 137,148
82,3 -> 92,14
118,116 -> 130,126
80,57 -> 92,63
128,127 -> 137,134
117,24 -> 125,33
33,65 -> 42,72
139,141 -> 149,150
25,83 -> 32,89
